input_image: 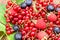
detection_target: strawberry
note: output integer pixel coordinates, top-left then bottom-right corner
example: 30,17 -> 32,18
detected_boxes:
47,12 -> 57,22
37,31 -> 48,40
35,18 -> 46,30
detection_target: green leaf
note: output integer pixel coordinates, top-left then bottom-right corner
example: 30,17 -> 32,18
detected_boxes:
16,0 -> 24,5
7,33 -> 16,40
11,0 -> 16,3
0,32 -> 5,40
0,4 -> 6,24
0,31 -> 4,37
0,23 -> 5,33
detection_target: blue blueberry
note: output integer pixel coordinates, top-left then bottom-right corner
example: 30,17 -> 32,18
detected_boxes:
25,0 -> 32,6
13,25 -> 19,32
47,4 -> 54,11
21,2 -> 27,9
14,32 -> 22,40
55,7 -> 60,12
53,26 -> 60,34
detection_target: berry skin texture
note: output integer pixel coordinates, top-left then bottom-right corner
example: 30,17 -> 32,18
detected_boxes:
37,31 -> 48,40
20,2 -> 27,9
35,19 -> 46,30
55,7 -> 60,12
13,25 -> 19,32
26,0 -> 32,6
47,4 -> 54,11
14,32 -> 22,40
47,13 -> 57,22
53,26 -> 60,34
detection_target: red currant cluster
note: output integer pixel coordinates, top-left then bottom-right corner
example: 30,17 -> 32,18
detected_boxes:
21,22 -> 37,39
5,24 -> 14,34
4,0 -> 60,40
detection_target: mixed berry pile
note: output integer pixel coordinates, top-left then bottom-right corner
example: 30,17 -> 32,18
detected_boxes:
4,0 -> 60,40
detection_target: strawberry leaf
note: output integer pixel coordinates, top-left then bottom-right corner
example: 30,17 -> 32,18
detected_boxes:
7,33 -> 16,40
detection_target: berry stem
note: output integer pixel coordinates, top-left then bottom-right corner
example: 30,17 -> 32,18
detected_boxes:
32,37 -> 34,40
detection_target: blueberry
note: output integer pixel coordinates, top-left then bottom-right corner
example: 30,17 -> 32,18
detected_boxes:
13,25 -> 19,31
20,2 -> 27,9
47,4 -> 54,11
26,0 -> 32,6
14,32 -> 22,40
53,26 -> 60,34
55,7 -> 60,12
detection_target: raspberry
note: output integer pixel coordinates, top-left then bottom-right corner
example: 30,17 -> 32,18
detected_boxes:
47,12 -> 57,22
37,31 -> 48,40
35,19 -> 46,30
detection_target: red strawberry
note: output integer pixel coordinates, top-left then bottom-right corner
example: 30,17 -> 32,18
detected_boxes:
37,31 -> 48,40
47,12 -> 57,22
35,18 -> 46,30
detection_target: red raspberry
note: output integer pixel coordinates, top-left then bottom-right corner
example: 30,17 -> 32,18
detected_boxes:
47,12 -> 57,22
37,31 -> 48,40
35,19 -> 46,30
